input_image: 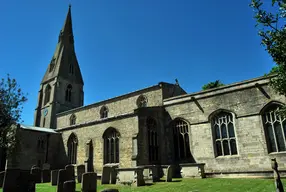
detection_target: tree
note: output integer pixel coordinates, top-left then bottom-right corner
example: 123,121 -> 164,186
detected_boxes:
202,80 -> 225,90
265,65 -> 279,76
0,74 -> 27,155
250,0 -> 286,115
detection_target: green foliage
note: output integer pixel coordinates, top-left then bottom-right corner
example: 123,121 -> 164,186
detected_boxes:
265,65 -> 280,76
0,74 -> 27,155
202,80 -> 224,90
250,0 -> 286,115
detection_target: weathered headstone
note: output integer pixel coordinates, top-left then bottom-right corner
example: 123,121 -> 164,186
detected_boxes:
135,168 -> 145,187
65,164 -> 75,180
57,169 -> 68,192
42,169 -> 51,183
101,166 -> 111,184
82,172 -> 97,192
85,140 -> 94,172
0,171 -> 5,187
31,167 -> 42,183
51,170 -> 59,186
77,164 -> 85,183
166,165 -> 172,182
110,167 -> 117,184
271,158 -> 284,192
63,180 -> 76,192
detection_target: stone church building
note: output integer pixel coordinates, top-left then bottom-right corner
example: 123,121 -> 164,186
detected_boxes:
4,6 -> 286,178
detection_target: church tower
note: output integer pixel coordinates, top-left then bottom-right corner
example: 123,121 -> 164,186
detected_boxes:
34,5 -> 84,129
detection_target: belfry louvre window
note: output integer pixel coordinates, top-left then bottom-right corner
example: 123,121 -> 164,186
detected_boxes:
262,105 -> 286,153
147,117 -> 159,163
65,84 -> 72,102
172,119 -> 191,160
44,85 -> 51,105
212,112 -> 237,157
67,133 -> 78,164
103,128 -> 120,164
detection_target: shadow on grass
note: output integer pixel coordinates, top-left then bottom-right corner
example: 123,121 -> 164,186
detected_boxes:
157,179 -> 182,182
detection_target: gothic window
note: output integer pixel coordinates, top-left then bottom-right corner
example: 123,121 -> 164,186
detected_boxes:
37,138 -> 45,152
172,119 -> 191,161
69,63 -> 74,74
70,114 -> 76,126
65,84 -> 72,102
44,85 -> 51,105
103,128 -> 120,164
137,95 -> 147,108
49,58 -> 56,73
211,111 -> 238,157
147,117 -> 159,163
67,133 -> 78,164
100,106 -> 108,119
262,104 -> 286,153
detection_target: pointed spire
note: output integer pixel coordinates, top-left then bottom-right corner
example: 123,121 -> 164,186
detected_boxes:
59,5 -> 74,43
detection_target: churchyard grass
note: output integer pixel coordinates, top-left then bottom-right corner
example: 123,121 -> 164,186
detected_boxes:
0,178 -> 286,192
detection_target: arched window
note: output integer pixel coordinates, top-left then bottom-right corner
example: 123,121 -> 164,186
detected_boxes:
44,85 -> 51,105
147,117 -> 159,163
262,104 -> 286,153
211,111 -> 237,157
172,119 -> 191,160
70,114 -> 76,125
100,106 -> 108,119
103,128 -> 120,164
67,133 -> 78,164
65,84 -> 72,102
69,63 -> 74,74
137,95 -> 148,108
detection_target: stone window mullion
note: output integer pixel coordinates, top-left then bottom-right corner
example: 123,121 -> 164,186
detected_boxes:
270,112 -> 279,152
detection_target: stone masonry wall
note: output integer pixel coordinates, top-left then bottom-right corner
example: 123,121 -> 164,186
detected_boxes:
164,78 -> 286,173
60,116 -> 138,172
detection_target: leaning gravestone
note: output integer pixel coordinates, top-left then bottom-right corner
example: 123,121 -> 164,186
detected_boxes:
77,164 -> 85,183
57,169 -> 68,192
31,167 -> 42,183
65,164 -> 75,180
0,171 -> 5,187
166,165 -> 173,182
101,166 -> 111,184
82,172 -> 97,192
271,158 -> 284,192
63,180 -> 76,192
51,170 -> 59,186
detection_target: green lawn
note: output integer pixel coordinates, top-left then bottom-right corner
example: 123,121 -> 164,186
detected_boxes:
1,178 -> 286,192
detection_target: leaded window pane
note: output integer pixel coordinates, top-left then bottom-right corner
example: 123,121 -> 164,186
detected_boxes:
147,118 -> 159,163
228,123 -> 235,137
67,133 -> 78,164
263,105 -> 286,153
103,128 -> 120,164
212,112 -> 237,157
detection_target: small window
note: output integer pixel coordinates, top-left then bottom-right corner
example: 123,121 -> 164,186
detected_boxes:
100,106 -> 108,119
44,85 -> 51,105
137,95 -> 148,108
70,114 -> 76,125
69,63 -> 74,74
65,84 -> 72,102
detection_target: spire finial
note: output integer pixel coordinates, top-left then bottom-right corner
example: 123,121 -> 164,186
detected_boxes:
69,4 -> 71,9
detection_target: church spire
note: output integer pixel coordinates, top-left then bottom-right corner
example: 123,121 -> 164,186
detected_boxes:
60,4 -> 73,43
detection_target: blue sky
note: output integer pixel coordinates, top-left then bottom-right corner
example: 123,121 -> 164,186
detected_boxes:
0,0 -> 275,125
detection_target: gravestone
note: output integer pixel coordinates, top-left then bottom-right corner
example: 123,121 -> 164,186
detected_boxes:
65,164 -> 75,180
77,164 -> 85,183
110,166 -> 117,184
31,167 -> 42,183
0,171 -> 5,187
166,165 -> 172,182
101,166 -> 111,184
42,169 -> 51,183
82,172 -> 97,192
85,140 -> 94,172
271,158 -> 284,192
57,169 -> 68,192
51,170 -> 59,186
63,180 -> 76,192
43,163 -> 50,170
135,168 -> 145,187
